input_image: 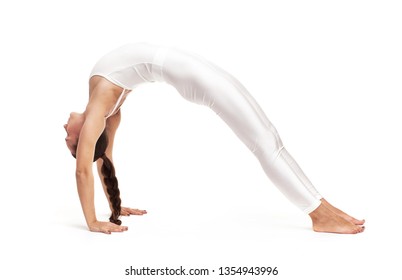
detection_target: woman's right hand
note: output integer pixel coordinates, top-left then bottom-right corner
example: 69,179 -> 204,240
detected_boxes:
88,221 -> 128,234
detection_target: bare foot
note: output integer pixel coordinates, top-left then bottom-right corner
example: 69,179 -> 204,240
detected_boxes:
321,198 -> 365,225
309,203 -> 365,234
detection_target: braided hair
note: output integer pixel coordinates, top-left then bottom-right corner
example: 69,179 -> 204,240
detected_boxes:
99,153 -> 122,225
95,131 -> 122,225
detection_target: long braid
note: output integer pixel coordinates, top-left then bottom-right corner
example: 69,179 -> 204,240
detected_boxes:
101,153 -> 122,225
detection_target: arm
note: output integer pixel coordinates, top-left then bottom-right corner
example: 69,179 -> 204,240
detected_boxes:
75,108 -> 127,234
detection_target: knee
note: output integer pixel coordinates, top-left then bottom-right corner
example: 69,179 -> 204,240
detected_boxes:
251,127 -> 284,159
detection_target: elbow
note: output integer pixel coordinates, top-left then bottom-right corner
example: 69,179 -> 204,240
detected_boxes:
75,167 -> 91,179
75,168 -> 93,188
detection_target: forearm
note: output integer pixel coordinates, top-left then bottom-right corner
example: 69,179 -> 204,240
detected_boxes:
76,171 -> 97,227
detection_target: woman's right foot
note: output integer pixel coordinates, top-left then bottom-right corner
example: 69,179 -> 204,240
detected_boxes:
320,198 -> 365,225
309,203 -> 365,234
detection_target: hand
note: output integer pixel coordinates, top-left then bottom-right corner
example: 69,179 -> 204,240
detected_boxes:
121,207 -> 147,216
88,220 -> 128,234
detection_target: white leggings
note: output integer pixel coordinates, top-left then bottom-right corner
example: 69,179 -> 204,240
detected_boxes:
155,47 -> 323,213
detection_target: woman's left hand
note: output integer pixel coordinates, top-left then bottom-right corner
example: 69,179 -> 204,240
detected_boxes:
121,207 -> 147,216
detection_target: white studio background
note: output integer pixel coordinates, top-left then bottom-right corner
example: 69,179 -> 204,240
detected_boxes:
1,0 -> 401,279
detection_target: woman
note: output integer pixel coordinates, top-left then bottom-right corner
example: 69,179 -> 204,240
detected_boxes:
64,43 -> 365,234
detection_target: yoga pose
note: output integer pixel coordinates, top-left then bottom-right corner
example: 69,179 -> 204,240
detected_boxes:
64,43 -> 365,234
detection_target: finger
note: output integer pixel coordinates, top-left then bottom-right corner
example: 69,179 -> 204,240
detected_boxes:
120,210 -> 130,216
94,227 -> 111,234
90,227 -> 110,234
121,207 -> 147,216
97,223 -> 127,233
109,225 -> 128,232
128,209 -> 147,215
121,207 -> 135,216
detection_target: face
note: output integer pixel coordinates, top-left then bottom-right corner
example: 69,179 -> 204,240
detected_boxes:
64,112 -> 83,155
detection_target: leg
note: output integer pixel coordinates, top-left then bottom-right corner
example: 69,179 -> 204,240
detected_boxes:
224,93 -> 366,233
208,67 -> 365,232
167,57 -> 323,212
163,49 -> 364,233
